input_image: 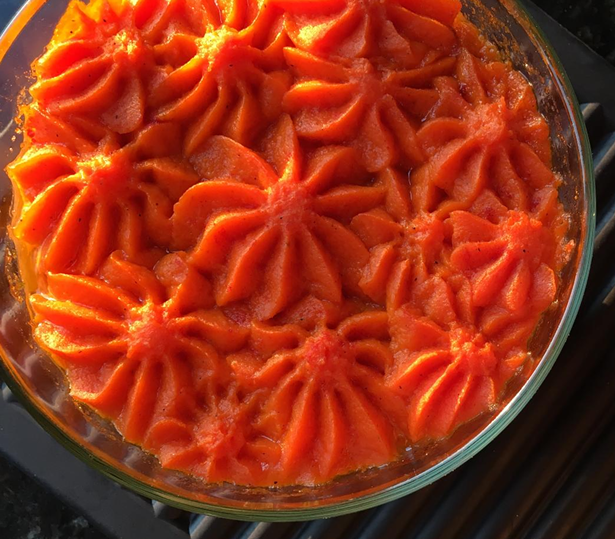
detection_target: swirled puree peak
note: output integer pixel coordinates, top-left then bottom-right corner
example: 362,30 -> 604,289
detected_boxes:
8,0 -> 572,486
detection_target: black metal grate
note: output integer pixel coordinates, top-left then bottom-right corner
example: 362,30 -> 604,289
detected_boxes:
3,2 -> 615,538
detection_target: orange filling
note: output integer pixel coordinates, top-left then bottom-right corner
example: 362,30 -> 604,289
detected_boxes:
7,0 -> 572,486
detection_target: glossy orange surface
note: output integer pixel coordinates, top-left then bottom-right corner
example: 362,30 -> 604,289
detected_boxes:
7,0 -> 571,486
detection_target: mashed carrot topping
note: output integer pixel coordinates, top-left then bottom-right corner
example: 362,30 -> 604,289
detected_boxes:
7,0 -> 572,486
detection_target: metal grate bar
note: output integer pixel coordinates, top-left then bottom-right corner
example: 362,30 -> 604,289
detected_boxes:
1,380 -> 16,403
286,514 -> 356,539
594,132 -> 615,214
344,482 -> 445,539
581,491 -> 615,539
525,413 -> 615,539
397,476 -> 466,539
189,515 -> 245,539
152,500 -> 191,533
595,189 -> 615,240
578,120 -> 615,305
233,522 -> 292,539
582,103 -> 605,147
346,497 -> 425,539
594,131 -> 615,185
469,344 -> 615,539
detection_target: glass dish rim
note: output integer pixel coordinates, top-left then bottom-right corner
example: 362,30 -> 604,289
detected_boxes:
0,0 -> 596,522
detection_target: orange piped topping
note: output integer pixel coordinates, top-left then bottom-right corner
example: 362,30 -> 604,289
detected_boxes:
7,0 -> 571,486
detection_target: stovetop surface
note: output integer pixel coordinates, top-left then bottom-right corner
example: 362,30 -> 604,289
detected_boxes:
2,2 -> 615,538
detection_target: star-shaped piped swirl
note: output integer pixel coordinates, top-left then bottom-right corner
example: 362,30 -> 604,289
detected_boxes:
272,0 -> 460,63
281,46 -> 462,172
228,307 -> 406,484
8,122 -> 197,275
344,165 -> 455,315
29,0 -> 158,135
388,307 -> 501,442
31,0 -> 289,141
447,210 -> 557,357
172,115 -> 382,319
30,253 -> 248,451
411,48 -> 558,219
148,2 -> 290,151
350,173 -> 450,310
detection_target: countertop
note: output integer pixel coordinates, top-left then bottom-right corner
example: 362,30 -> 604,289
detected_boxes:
0,1 -> 613,538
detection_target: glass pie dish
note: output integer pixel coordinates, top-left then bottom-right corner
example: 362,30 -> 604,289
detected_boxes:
0,0 -> 595,521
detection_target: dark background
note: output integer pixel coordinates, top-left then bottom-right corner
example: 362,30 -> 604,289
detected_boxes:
541,0 -> 615,64
0,1 -> 613,538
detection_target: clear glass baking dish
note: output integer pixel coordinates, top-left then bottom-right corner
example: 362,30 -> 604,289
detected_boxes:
0,0 -> 595,521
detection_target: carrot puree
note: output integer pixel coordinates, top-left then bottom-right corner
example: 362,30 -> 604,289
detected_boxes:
7,0 -> 572,486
